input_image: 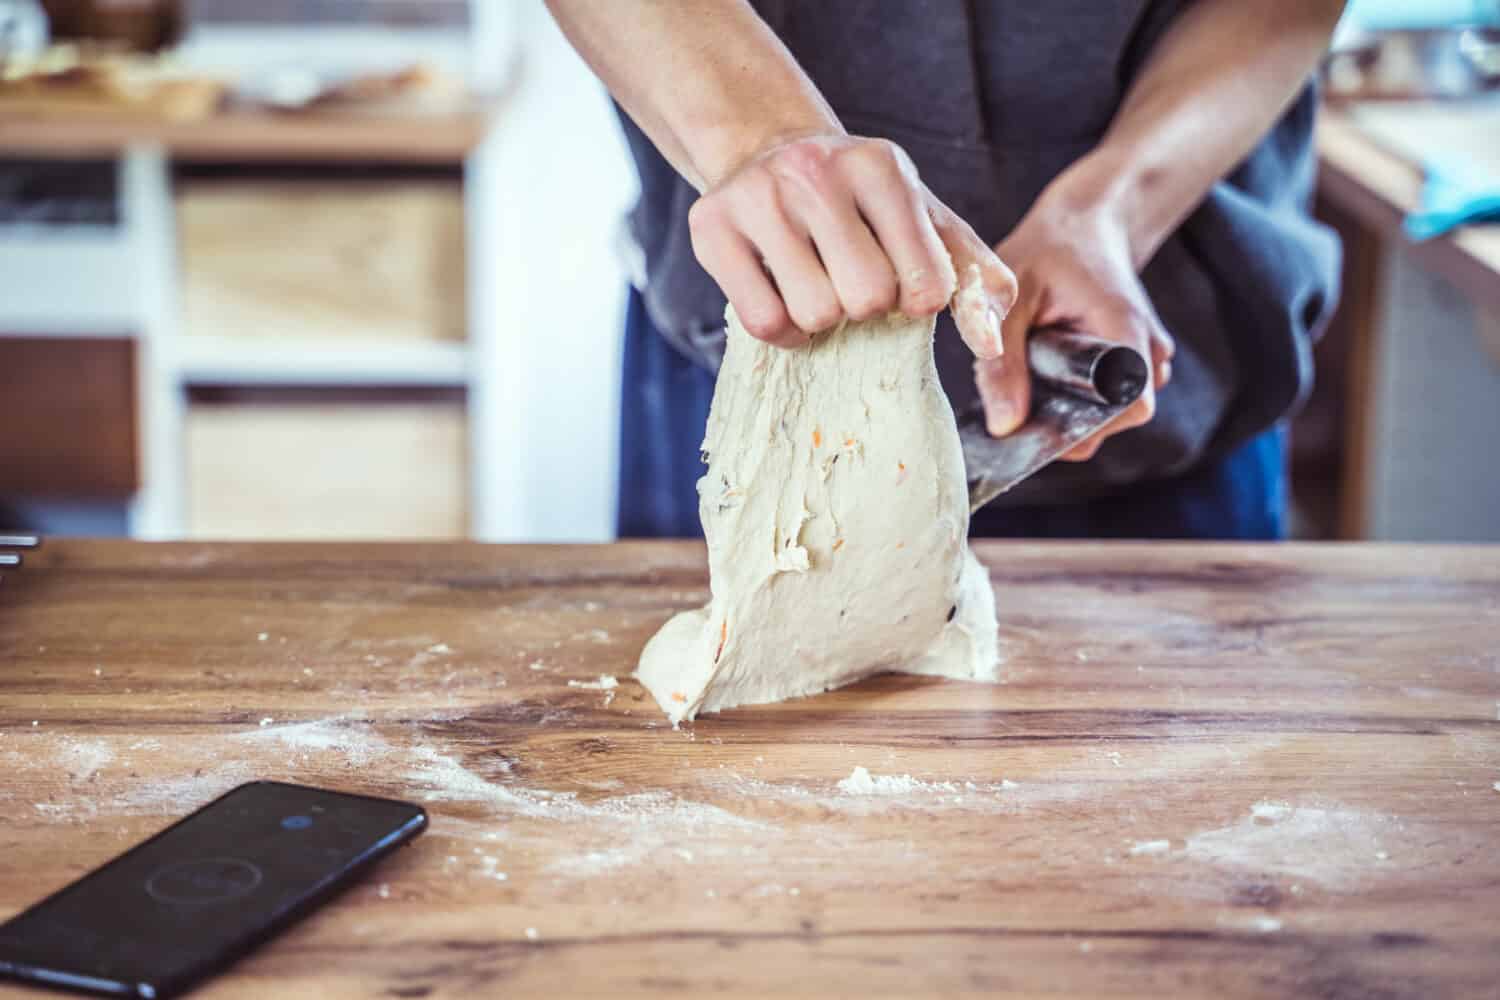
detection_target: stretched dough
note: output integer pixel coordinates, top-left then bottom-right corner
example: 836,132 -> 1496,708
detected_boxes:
637,307 -> 999,723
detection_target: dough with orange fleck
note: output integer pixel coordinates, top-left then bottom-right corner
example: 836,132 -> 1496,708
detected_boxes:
635,306 -> 1000,723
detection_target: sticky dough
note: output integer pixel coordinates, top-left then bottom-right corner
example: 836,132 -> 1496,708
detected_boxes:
636,307 -> 1000,723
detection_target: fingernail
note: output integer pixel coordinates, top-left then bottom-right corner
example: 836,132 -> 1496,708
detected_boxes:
985,307 -> 1003,355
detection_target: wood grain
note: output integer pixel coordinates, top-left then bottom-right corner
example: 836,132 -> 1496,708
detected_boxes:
1,541 -> 1498,999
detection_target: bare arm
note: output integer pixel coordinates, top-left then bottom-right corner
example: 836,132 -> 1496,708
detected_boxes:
546,0 -> 1017,354
546,0 -> 833,192
1080,0 -> 1348,269
977,0 -> 1346,455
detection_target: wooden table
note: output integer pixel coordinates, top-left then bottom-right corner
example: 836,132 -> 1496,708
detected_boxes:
2,541 -> 1498,998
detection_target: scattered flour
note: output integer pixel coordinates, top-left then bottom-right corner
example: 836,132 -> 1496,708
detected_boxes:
548,846 -> 642,877
837,767 -> 924,796
112,763 -> 256,813
56,739 -> 114,781
567,674 -> 620,707
567,675 -> 619,691
1128,839 -> 1171,857
428,643 -> 454,654
1185,800 -> 1405,887
723,770 -> 1020,813
834,766 -> 1016,801
402,746 -> 768,877
403,748 -> 564,819
234,718 -> 389,766
1251,801 -> 1292,822
1217,913 -> 1283,934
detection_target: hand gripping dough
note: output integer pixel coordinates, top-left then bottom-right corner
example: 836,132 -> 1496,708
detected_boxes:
637,307 -> 1000,723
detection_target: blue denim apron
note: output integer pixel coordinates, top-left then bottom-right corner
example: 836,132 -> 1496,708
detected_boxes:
616,289 -> 1286,540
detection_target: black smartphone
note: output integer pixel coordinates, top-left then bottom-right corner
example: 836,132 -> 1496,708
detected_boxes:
0,781 -> 427,999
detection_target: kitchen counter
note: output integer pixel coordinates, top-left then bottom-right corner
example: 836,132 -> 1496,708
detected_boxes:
1318,104 -> 1500,314
1,540 -> 1498,998
1313,105 -> 1500,540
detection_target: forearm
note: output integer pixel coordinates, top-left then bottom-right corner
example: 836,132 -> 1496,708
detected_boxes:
1050,0 -> 1345,268
545,0 -> 841,190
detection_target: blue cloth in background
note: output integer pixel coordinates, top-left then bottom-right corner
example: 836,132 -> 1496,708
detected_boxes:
616,288 -> 718,539
616,290 -> 1289,541
966,427 -> 1287,540
1406,156 -> 1500,241
1342,0 -> 1499,31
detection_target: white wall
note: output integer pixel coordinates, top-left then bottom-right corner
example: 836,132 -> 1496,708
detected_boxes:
468,0 -> 638,542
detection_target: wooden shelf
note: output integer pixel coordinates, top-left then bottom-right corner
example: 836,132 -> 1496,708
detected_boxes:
178,336 -> 468,386
0,106 -> 495,163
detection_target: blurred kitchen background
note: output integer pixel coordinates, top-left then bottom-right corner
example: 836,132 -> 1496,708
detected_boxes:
0,0 -> 1497,542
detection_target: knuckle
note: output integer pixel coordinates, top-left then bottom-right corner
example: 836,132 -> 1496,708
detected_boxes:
727,164 -> 778,207
761,328 -> 803,348
867,137 -> 905,167
902,269 -> 951,313
739,304 -> 789,341
848,137 -> 908,179
848,281 -> 898,320
904,285 -> 949,315
1101,292 -> 1142,321
772,139 -> 834,179
794,302 -> 842,333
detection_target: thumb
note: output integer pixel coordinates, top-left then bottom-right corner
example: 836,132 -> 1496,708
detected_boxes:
933,209 -> 1018,360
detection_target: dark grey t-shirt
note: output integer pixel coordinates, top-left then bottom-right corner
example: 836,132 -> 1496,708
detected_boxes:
616,0 -> 1341,504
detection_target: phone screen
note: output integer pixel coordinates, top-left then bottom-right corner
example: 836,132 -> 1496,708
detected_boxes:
0,781 -> 426,999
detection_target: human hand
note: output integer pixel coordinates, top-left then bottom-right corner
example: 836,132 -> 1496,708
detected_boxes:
974,182 -> 1174,461
688,133 -> 1017,356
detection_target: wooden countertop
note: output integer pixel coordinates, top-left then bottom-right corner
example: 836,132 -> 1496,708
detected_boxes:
1317,105 -> 1500,314
0,106 -> 493,163
2,540 -> 1498,998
